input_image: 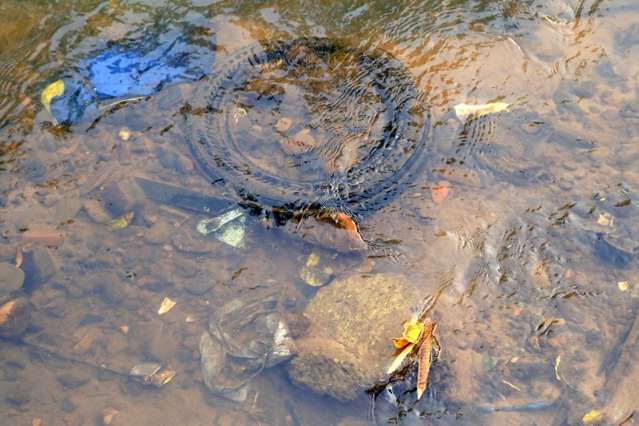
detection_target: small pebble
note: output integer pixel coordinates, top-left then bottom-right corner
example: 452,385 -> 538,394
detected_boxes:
275,117 -> 293,133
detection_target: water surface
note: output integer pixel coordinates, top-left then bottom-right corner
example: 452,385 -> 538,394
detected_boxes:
1,0 -> 639,425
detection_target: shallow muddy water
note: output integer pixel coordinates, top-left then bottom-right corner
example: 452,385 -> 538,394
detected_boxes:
1,0 -> 639,425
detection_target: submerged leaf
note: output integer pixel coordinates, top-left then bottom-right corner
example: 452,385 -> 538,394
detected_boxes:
110,212 -> 134,230
158,297 -> 176,315
41,80 -> 65,113
387,342 -> 415,375
431,181 -> 450,205
582,409 -> 602,424
454,102 -> 509,120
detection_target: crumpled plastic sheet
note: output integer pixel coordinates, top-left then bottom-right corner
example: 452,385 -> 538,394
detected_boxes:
46,28 -> 215,124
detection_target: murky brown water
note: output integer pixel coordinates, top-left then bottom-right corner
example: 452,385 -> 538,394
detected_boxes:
1,0 -> 639,425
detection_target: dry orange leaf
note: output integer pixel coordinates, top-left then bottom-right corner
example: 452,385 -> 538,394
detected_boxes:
431,181 -> 450,204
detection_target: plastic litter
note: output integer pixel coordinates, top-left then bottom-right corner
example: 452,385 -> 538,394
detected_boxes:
41,28 -> 215,125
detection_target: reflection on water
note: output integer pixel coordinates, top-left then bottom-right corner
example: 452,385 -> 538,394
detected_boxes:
1,0 -> 639,424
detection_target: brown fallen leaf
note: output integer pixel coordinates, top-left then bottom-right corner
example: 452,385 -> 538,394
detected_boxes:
285,212 -> 366,252
431,181 -> 450,204
416,320 -> 436,400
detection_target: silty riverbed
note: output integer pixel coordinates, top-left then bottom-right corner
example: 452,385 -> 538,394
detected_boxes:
1,0 -> 639,425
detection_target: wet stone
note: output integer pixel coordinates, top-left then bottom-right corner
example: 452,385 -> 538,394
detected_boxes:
53,196 -> 83,224
3,382 -> 31,406
96,179 -> 142,217
288,273 -> 419,401
184,272 -> 215,295
145,220 -> 172,244
594,233 -> 634,268
23,246 -> 57,289
57,371 -> 91,389
91,272 -> 128,305
171,228 -> 217,253
83,199 -> 113,224
62,396 -> 78,412
0,262 -> 25,303
145,327 -> 179,363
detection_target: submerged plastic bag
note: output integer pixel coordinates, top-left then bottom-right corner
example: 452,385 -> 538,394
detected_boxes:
42,29 -> 215,125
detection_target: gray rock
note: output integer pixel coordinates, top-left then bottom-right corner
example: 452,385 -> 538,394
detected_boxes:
57,371 -> 91,389
62,396 -> 78,412
83,199 -> 113,224
288,273 -> 419,401
24,246 -> 57,288
145,221 -> 172,244
3,382 -> 31,406
96,179 -> 142,217
184,273 -> 215,295
0,263 -> 25,304
92,272 -> 128,304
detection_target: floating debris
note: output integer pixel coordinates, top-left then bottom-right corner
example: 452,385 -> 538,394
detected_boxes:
41,80 -> 65,114
618,281 -> 630,292
415,320 -> 438,400
387,317 -> 439,400
158,297 -> 176,315
197,208 -> 246,248
109,212 -> 134,230
454,102 -> 509,120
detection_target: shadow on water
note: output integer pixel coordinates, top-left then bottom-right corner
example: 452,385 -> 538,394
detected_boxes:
1,0 -> 639,425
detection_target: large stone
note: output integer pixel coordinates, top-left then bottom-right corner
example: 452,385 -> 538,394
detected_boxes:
288,273 -> 419,400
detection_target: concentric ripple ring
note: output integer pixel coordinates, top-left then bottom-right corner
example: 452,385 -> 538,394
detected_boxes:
187,37 -> 429,217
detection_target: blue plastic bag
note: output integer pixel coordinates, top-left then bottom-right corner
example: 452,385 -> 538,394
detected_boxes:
44,29 -> 215,125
